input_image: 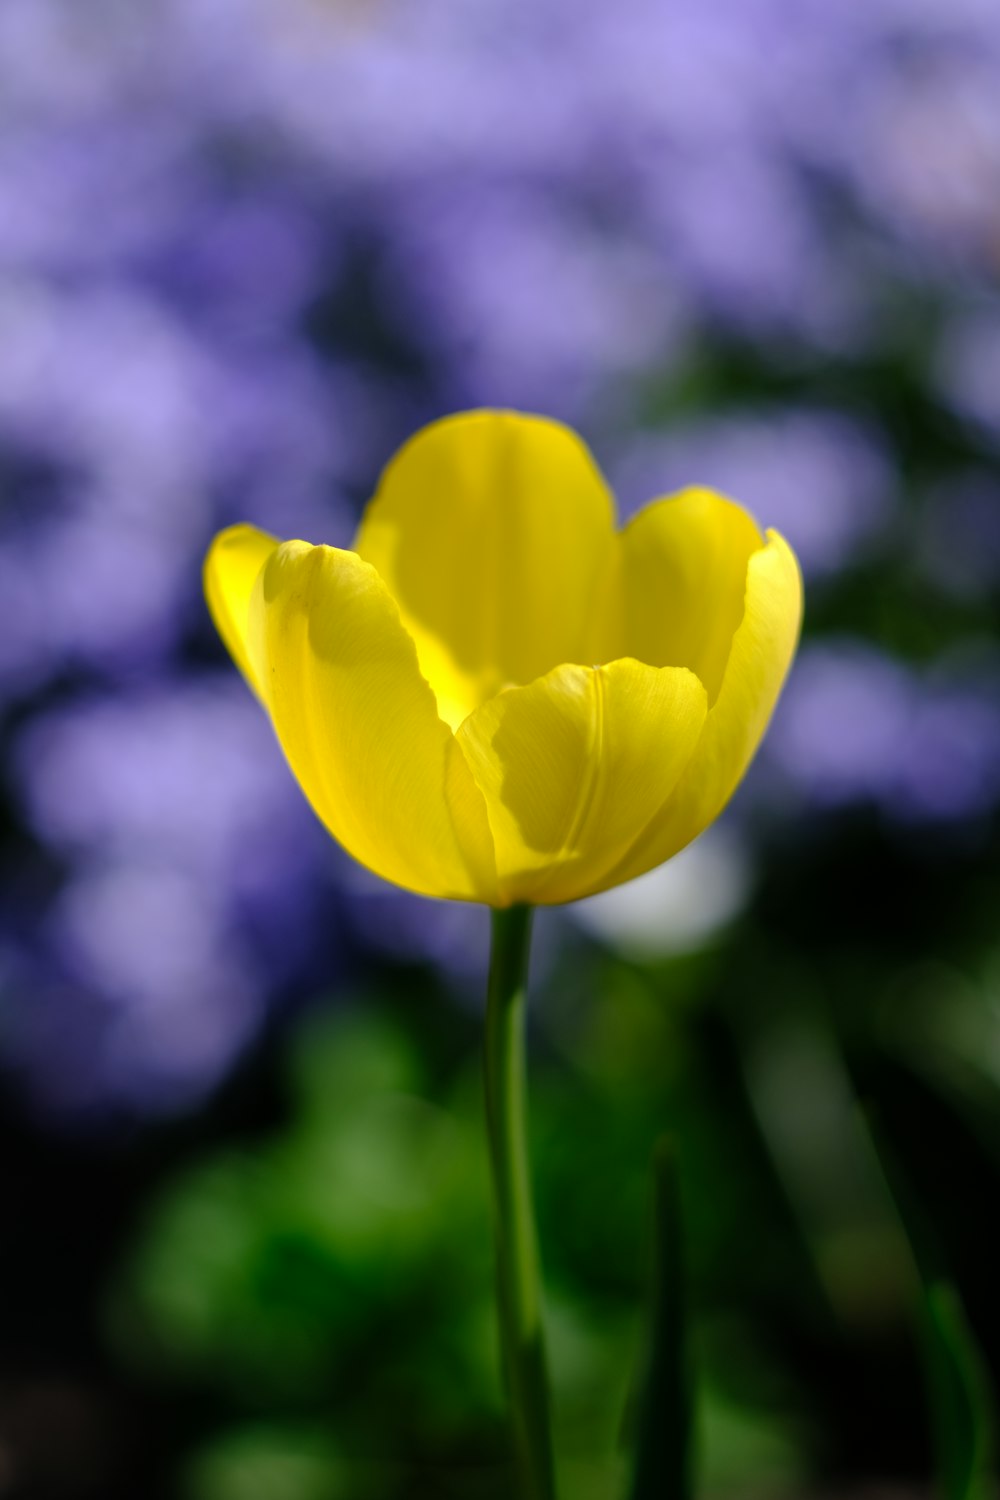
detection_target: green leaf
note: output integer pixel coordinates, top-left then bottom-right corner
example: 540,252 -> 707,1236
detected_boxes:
862,1104 -> 996,1500
921,1279 -> 995,1500
628,1139 -> 695,1500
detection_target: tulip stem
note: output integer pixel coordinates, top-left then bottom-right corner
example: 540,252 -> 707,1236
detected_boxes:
484,904 -> 557,1500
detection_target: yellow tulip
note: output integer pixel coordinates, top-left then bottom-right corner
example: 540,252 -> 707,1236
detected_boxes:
204,410 -> 802,908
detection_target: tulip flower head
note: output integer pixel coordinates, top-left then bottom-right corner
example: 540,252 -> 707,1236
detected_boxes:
205,411 -> 802,907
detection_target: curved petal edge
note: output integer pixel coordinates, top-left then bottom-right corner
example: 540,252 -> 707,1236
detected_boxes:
203,523 -> 279,696
601,529 -> 803,891
456,657 -> 709,906
248,540 -> 498,902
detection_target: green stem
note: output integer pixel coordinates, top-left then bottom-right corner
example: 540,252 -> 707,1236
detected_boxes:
484,904 -> 557,1500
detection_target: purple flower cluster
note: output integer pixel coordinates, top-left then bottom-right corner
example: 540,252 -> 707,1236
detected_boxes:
3,680 -> 325,1112
609,409 -> 894,580
1,0 -> 998,1116
768,642 -> 1000,825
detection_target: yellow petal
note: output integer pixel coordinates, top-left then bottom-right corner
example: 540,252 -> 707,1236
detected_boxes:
355,410 -> 615,730
456,659 -> 708,906
602,530 -> 803,890
598,488 -> 765,704
203,523 -> 279,695
247,540 -> 497,902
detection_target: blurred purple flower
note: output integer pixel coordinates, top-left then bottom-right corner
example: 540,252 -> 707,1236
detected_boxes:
12,677 -> 321,884
383,188 -> 684,417
935,308 -> 1000,440
853,43 -> 1000,271
1,678 -> 507,1115
768,642 -> 1000,822
768,645 -> 911,806
5,678 -> 331,1113
3,0 -> 1000,1121
610,410 -> 894,578
47,861 -> 265,1108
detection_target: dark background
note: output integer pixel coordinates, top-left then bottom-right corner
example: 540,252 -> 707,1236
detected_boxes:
2,2 -> 1000,1495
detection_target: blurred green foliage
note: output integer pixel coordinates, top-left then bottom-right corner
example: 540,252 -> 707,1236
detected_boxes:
921,1282 -> 995,1500
103,854 -> 1000,1498
6,776 -> 999,1497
